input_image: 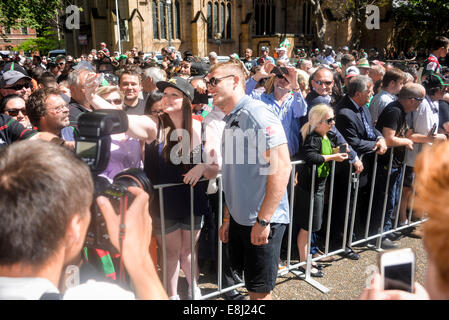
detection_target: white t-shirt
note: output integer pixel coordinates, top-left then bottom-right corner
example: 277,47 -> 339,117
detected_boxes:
405,96 -> 439,167
0,277 -> 135,300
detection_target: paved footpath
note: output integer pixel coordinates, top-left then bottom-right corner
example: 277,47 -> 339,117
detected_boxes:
192,231 -> 426,300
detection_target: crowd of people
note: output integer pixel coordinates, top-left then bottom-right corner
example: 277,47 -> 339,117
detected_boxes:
1,35 -> 449,301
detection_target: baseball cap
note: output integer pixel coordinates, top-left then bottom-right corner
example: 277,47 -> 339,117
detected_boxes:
345,66 -> 360,78
156,76 -> 195,102
424,74 -> 449,88
0,70 -> 32,89
277,47 -> 287,52
357,58 -> 370,69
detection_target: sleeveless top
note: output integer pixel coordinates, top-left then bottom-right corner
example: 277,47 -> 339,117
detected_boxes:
144,118 -> 210,220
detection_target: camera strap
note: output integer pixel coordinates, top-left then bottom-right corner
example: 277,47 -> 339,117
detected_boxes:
119,195 -> 128,284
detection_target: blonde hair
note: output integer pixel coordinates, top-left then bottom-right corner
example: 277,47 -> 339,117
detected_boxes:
297,69 -> 309,91
300,104 -> 333,140
414,141 -> 449,293
210,60 -> 247,88
96,85 -> 124,100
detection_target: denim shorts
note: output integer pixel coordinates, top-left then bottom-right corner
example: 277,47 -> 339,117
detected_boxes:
152,214 -> 204,234
228,216 -> 287,293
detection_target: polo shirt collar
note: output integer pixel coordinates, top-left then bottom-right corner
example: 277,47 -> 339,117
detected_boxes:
223,95 -> 250,122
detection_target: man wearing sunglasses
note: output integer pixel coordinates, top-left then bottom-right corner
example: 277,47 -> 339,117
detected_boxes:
398,74 -> 448,238
369,83 -> 425,247
0,70 -> 33,101
210,61 -> 291,300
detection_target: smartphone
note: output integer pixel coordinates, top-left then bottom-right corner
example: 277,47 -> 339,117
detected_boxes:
339,144 -> 347,153
380,248 -> 415,293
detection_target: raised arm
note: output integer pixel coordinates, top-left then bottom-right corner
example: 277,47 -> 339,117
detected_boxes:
84,73 -> 159,144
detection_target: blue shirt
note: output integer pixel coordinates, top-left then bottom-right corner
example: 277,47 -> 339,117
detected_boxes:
221,95 -> 290,226
245,77 -> 307,157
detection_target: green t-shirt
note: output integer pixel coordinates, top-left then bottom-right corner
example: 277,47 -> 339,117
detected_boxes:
317,134 -> 333,178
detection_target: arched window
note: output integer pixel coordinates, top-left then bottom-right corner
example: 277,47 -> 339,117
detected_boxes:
175,0 -> 181,39
220,3 -> 225,36
213,2 -> 219,37
152,1 -> 181,40
207,2 -> 212,39
254,0 -> 276,36
207,1 -> 232,40
159,1 -> 166,39
226,3 -> 231,39
152,0 -> 159,39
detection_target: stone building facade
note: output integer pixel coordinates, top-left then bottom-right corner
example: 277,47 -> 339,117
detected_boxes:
64,0 -> 394,58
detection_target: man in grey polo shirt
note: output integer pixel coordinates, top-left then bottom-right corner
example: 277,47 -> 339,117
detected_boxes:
207,61 -> 291,300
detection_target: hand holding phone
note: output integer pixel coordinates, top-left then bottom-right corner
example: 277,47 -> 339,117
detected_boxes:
380,248 -> 415,293
339,144 -> 347,153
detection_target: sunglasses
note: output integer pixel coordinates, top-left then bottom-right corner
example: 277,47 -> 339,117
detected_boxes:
322,117 -> 335,124
410,97 -> 424,102
5,82 -> 31,91
314,80 -> 333,86
105,98 -> 123,105
5,108 -> 27,117
204,75 -> 234,87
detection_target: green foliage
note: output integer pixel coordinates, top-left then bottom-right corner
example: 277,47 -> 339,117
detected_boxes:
393,0 -> 449,48
13,28 -> 63,55
0,0 -> 62,35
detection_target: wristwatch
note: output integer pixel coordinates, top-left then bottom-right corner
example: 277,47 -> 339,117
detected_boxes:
256,217 -> 270,227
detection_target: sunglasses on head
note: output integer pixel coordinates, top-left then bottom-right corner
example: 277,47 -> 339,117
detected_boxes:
5,82 -> 31,91
410,97 -> 424,102
204,75 -> 234,87
5,108 -> 27,117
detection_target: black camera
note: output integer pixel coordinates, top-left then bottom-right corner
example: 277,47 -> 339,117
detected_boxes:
75,109 -> 153,253
272,66 -> 289,78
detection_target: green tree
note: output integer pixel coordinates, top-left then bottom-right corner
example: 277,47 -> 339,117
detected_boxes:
0,0 -> 62,36
393,0 -> 449,49
14,28 -> 63,55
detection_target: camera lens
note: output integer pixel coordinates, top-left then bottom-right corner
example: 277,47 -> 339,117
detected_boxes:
113,168 -> 153,194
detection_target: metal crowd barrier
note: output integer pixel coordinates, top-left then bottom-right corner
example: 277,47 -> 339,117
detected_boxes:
152,146 -> 426,299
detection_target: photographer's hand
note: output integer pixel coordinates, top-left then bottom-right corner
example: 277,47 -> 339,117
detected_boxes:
360,273 -> 429,300
97,187 -> 168,300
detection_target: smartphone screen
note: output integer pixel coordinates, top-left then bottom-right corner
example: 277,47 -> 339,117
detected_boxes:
383,263 -> 414,292
381,248 -> 415,293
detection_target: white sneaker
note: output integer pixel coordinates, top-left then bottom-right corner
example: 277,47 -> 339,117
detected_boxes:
187,286 -> 202,300
169,294 -> 180,300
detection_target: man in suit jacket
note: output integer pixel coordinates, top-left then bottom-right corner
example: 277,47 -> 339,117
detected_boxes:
330,75 -> 388,256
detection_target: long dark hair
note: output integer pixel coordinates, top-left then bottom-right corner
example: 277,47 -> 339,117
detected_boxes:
144,90 -> 164,115
158,94 -> 193,164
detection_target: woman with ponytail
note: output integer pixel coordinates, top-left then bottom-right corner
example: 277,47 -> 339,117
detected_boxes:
294,104 -> 348,277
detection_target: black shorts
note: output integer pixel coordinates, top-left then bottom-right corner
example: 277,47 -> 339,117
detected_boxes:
403,166 -> 415,188
228,216 -> 287,293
